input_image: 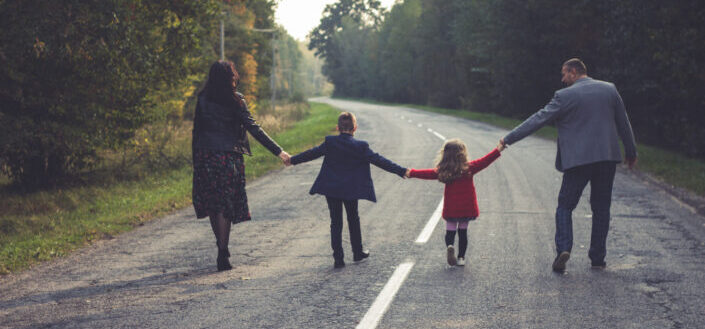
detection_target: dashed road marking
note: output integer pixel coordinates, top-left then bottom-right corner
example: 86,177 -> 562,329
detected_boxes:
356,262 -> 415,329
432,131 -> 446,141
415,198 -> 444,244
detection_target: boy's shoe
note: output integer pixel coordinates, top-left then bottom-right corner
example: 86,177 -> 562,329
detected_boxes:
446,246 -> 457,266
334,259 -> 345,269
354,250 -> 370,262
457,257 -> 466,266
591,261 -> 606,269
552,251 -> 571,272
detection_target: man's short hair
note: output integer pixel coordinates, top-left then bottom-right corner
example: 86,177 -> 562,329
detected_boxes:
338,112 -> 356,132
563,58 -> 587,75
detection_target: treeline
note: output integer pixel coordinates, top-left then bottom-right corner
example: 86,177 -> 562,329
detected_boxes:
309,0 -> 705,159
0,0 -> 312,189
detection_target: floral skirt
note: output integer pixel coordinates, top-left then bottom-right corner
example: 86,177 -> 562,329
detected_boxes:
192,148 -> 251,224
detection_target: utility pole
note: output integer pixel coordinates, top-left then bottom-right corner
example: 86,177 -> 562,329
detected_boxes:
271,32 -> 276,110
219,10 -> 277,111
220,12 -> 225,61
252,28 -> 277,112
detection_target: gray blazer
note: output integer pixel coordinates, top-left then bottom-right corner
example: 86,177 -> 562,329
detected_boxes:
503,77 -> 637,172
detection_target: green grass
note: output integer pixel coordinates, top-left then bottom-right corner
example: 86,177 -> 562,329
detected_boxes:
0,101 -> 340,275
341,97 -> 705,197
244,102 -> 339,178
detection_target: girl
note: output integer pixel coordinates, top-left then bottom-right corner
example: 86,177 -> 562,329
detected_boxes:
406,139 -> 504,266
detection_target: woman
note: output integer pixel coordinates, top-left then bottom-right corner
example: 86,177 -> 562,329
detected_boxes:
192,60 -> 290,271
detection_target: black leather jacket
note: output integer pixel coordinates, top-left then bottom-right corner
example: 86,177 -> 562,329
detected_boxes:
192,93 -> 282,156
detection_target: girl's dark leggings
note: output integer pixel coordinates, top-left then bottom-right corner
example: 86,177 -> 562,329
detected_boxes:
445,229 -> 468,258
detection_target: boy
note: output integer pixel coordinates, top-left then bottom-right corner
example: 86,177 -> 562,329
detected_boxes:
290,112 -> 407,268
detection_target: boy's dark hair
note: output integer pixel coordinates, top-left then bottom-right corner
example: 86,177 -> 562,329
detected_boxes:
562,58 -> 587,75
338,112 -> 356,132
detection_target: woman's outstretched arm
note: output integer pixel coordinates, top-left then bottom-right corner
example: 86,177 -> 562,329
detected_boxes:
235,95 -> 283,156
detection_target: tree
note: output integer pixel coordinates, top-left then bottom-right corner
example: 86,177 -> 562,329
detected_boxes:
0,0 -> 220,188
308,0 -> 385,97
221,0 -> 277,109
310,0 -> 705,158
374,0 -> 422,102
308,0 -> 385,59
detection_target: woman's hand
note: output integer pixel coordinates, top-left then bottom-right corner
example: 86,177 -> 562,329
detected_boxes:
279,151 -> 291,166
405,168 -> 411,178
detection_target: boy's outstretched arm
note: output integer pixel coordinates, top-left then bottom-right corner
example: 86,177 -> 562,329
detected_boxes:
364,144 -> 406,178
290,141 -> 327,165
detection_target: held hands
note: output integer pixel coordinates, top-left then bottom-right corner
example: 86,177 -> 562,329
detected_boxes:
405,168 -> 411,178
497,138 -> 507,152
279,151 -> 291,166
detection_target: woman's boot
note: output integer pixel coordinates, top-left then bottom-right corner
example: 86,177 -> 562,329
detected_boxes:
217,248 -> 232,271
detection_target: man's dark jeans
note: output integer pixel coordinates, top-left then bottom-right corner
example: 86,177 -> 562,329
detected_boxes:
325,196 -> 362,261
555,161 -> 617,263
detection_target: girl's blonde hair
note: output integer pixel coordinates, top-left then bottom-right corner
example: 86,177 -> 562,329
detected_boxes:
435,139 -> 469,183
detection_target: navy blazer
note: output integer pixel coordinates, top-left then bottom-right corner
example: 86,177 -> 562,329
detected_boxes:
290,133 -> 407,202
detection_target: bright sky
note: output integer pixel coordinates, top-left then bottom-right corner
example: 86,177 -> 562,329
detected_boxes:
276,0 -> 398,41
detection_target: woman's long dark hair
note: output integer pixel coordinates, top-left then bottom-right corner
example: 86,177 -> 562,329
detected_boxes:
199,60 -> 242,107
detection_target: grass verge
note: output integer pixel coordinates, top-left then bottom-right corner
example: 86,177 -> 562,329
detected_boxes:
0,101 -> 339,275
341,97 -> 705,197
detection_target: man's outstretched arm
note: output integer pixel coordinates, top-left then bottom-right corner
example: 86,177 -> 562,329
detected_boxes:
502,92 -> 565,146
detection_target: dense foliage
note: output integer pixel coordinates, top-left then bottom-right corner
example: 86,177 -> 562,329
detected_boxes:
0,0 -> 306,189
309,0 -> 705,158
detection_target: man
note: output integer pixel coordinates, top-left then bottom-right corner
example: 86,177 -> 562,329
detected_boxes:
501,58 -> 637,272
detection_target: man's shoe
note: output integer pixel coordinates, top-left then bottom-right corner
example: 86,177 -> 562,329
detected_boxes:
354,250 -> 370,262
552,251 -> 570,272
334,260 -> 345,269
447,245 -> 457,266
591,261 -> 606,269
457,257 -> 466,266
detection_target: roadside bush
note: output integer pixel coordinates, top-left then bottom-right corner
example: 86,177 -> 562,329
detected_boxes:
0,0 -> 219,189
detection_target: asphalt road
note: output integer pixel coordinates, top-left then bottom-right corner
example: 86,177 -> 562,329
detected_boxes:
2,98 -> 704,329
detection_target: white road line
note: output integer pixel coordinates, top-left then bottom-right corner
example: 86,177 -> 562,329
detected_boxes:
356,262 -> 415,329
432,131 -> 446,141
417,123 -> 423,127
415,198 -> 444,244
427,128 -> 433,133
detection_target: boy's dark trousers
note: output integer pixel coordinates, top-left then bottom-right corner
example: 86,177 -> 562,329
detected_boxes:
325,196 -> 363,261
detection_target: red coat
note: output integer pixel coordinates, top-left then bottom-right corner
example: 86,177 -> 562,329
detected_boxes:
409,149 -> 501,219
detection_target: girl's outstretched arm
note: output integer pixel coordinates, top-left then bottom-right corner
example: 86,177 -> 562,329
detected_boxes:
408,168 -> 439,180
468,148 -> 501,173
